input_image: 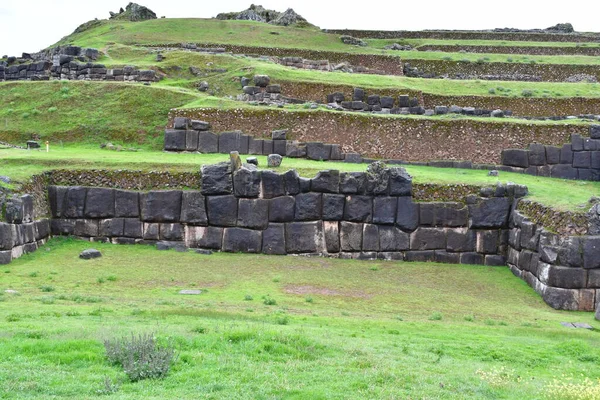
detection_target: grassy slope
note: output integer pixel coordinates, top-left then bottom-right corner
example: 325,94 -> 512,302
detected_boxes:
0,81 -> 198,146
1,146 -> 598,211
54,18 -> 600,66
0,238 -> 598,399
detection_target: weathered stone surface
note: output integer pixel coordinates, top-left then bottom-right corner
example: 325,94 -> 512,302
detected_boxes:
306,142 -> 331,161
207,195 -> 238,227
140,191 -> 182,222
49,186 -> 67,218
344,195 -> 372,222
528,143 -> 546,166
272,129 -> 287,140
84,188 -> 115,218
248,138 -> 263,155
551,164 -> 578,180
273,139 -> 287,156
396,197 -> 419,232
115,190 -> 139,218
180,191 -> 207,225
123,219 -> 143,238
254,75 -> 270,87
545,266 -> 587,289
164,129 -> 186,151
223,228 -> 262,253
388,167 -> 412,196
285,222 -> 323,253
405,251 -> 435,262
79,249 -> 102,260
261,170 -> 285,199
218,131 -> 241,154
435,250 -> 460,264
268,154 -> 283,167
295,193 -> 322,221
446,228 -> 476,252
469,197 -> 510,228
285,141 -> 307,158
323,221 -> 340,253
100,218 -> 123,238
373,197 -> 397,225
340,172 -> 366,194
185,226 -> 223,249
410,228 -> 446,250
201,162 -> 233,195
191,120 -> 210,131
51,219 -> 76,236
233,167 -> 261,198
322,194 -> 345,221
198,131 -> 219,153
476,230 -> 499,254
362,224 -> 380,251
283,170 -> 301,195
185,130 -> 199,151
311,170 -> 339,193
460,252 -> 485,265
262,223 -> 286,255
379,225 -> 409,251
62,187 -> 87,218
582,236 -> 600,269
340,221 -> 362,251
237,199 -> 268,229
74,220 -> 99,237
142,222 -> 159,240
502,149 -> 529,168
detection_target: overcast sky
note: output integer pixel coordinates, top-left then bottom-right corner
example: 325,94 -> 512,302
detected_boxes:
1,1 -> 597,56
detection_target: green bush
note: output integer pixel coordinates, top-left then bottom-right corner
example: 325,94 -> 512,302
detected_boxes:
104,333 -> 176,382
522,89 -> 534,97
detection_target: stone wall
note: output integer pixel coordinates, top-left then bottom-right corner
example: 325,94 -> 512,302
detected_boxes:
168,108 -> 587,164
501,125 -> 600,181
323,29 -> 600,43
416,44 -> 600,57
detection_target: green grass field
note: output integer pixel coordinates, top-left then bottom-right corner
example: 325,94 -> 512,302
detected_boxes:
1,238 -> 599,399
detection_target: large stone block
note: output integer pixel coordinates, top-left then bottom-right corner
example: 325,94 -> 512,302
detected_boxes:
323,221 -> 340,253
207,195 -> 238,227
339,172 -> 366,194
373,197 -> 397,225
295,193 -> 322,221
285,141 -> 307,158
469,197 -> 510,229
306,142 -> 331,161
262,223 -> 286,255
528,143 -> 546,166
237,199 -> 268,229
446,228 -> 476,252
545,146 -> 561,165
340,221 -> 363,252
180,191 -> 207,225
546,266 -> 587,289
434,203 -> 468,227
573,151 -> 591,169
123,219 -> 144,238
285,222 -> 323,253
435,250 -> 460,264
62,187 -> 87,218
283,170 -> 301,195
84,188 -> 115,218
542,286 -> 594,311
51,219 -> 76,236
198,131 -> 219,153
115,190 -> 139,218
362,224 -> 380,251
201,162 -> 233,195
143,223 -> 159,240
261,170 -> 285,199
583,236 -> 600,269
0,223 -> 14,250
219,131 -> 243,154
476,230 -> 499,254
560,144 -> 574,164
248,138 -> 263,155
501,149 -> 529,168
269,196 -> 295,222
405,251 -> 435,262
99,218 -> 124,237
49,186 -> 68,218
185,226 -> 223,249
140,191 -> 182,222
311,170 -> 340,193
460,252 -> 485,265
379,225 -> 409,251
233,168 -> 261,198
388,167 -> 412,196
322,194 -> 345,221
558,237 -> 583,267
223,228 -> 262,253
344,195 -> 372,222
186,130 -> 199,151
410,227 -> 446,250
396,197 -> 419,232
164,129 -> 186,151
551,164 -> 578,180
74,219 -> 99,237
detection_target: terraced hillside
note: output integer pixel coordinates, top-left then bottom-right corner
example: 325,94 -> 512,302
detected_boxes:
1,9 -> 600,399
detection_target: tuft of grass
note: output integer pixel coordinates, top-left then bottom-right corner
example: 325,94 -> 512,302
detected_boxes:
429,312 -> 443,321
262,295 -> 277,306
40,285 -> 55,292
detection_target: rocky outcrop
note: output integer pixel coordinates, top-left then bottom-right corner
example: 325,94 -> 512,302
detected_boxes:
109,3 -> 157,22
216,4 -> 310,27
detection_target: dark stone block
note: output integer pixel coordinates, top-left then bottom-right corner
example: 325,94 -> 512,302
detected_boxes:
469,197 -> 510,228
74,219 -> 99,237
447,228 -> 476,252
501,149 -> 529,168
186,130 -> 199,151
140,191 -> 182,222
344,195 -> 372,222
380,96 -> 394,108
123,219 -> 143,238
180,191 -> 208,225
340,172 -> 366,194
322,194 -> 345,221
405,251 -> 435,262
207,195 -> 238,227
410,228 -> 446,250
584,138 -> 599,151
306,142 -> 332,161
248,138 -> 263,155
396,197 -> 419,232
388,167 -> 412,196
373,197 -> 397,225
273,139 -> 287,156
434,203 -> 468,227
115,190 -> 139,218
285,222 -> 323,253
476,230 -> 499,254
311,170 -> 339,193
591,151 -> 600,170
164,129 -> 186,151
233,168 -> 261,198
323,221 -> 340,253
546,266 -> 587,289
299,178 -> 311,193
460,252 -> 485,265
262,140 -> 274,155
190,120 -> 210,131
379,226 -> 409,251
283,170 -> 301,195
269,196 -> 295,222
485,255 -> 506,266
0,223 -> 14,250
219,131 -> 242,154
590,124 -> 600,139
62,187 -> 87,219
367,95 -> 380,105
99,218 -> 124,237
330,144 -> 343,160
538,166 -> 551,177
398,95 -> 410,108
560,144 -> 574,164
340,221 -> 363,251
286,141 -> 307,158
201,162 -> 233,195
528,143 -> 546,165
558,237 -> 583,268
551,164 -> 578,180
378,252 -> 404,261
578,168 -> 599,181
362,224 -> 379,251
237,199 -> 268,229
353,88 -> 365,101
583,236 -> 600,269
573,151 -> 591,169
142,223 -> 159,240
0,251 -> 11,265
571,134 -> 584,151
295,193 -> 322,221
186,226 -> 223,249
49,186 -> 67,218
223,228 -> 262,253
435,250 -> 460,264
261,170 -> 285,199
51,219 -> 76,236
198,131 -> 219,153
588,269 -> 600,288
173,118 -> 189,130
84,188 -> 115,218
262,223 -> 286,255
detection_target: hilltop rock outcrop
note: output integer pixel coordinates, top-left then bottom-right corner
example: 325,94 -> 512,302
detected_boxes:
216,4 -> 310,27
110,3 -> 157,22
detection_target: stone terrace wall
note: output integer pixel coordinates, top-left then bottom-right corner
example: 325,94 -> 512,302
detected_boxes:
324,29 -> 600,43
168,108 -> 587,164
417,44 -> 600,57
422,94 -> 600,118
145,43 -> 404,76
403,59 -> 600,82
501,125 -> 600,181
1,61 -> 157,82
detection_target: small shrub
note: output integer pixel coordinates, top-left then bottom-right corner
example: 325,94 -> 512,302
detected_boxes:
464,315 -> 475,322
305,296 -> 313,303
28,271 -> 38,277
40,296 -> 55,305
369,266 -> 379,271
484,319 -> 497,326
97,277 -> 106,284
521,89 -> 534,97
106,275 -> 118,282
429,312 -> 443,321
40,285 -> 55,292
476,58 -> 485,64
31,109 -> 41,116
341,311 -> 350,316
96,376 -> 120,395
276,316 -> 289,325
488,88 -> 496,94
262,295 -> 277,305
192,326 -> 207,334
244,294 -> 253,301
21,112 -> 30,119
60,86 -> 70,94
6,313 -> 21,322
506,57 -> 513,62
272,276 -> 280,283
47,106 -> 58,113
388,329 -> 400,335
104,333 -> 176,382
66,310 -> 81,317
442,56 -> 452,61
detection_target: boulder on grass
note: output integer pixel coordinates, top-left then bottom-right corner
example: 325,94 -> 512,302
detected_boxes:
79,249 -> 102,260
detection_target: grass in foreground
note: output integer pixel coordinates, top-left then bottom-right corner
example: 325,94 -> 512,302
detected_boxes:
0,238 -> 599,399
1,146 -> 598,211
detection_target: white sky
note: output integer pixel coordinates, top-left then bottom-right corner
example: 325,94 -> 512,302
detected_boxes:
1,1 -> 597,56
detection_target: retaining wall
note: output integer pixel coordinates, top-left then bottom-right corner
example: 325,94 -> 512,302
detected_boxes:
416,44 -> 600,57
1,61 -> 157,82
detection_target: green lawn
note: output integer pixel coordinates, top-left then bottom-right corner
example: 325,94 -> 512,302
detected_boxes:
1,146 -> 599,211
0,238 -> 598,399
